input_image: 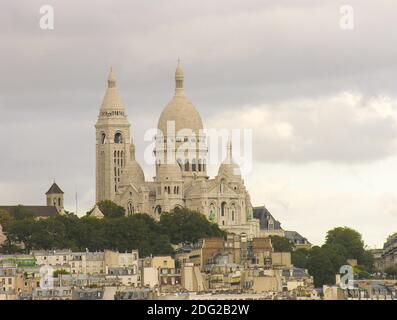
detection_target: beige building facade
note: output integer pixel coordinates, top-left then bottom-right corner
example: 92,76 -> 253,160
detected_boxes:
95,64 -> 259,238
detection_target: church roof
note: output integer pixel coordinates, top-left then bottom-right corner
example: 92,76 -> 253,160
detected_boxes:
0,206 -> 59,217
45,183 -> 64,195
253,205 -> 282,230
89,205 -> 104,219
284,230 -> 311,245
157,63 -> 203,135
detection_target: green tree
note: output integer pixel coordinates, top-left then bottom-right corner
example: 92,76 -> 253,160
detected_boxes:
0,209 -> 14,230
94,200 -> 125,218
53,269 -> 70,277
324,227 -> 373,271
306,246 -> 335,287
270,235 -> 294,252
291,248 -> 310,269
159,207 -> 226,244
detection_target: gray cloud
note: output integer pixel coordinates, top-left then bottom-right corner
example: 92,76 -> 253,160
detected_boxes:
210,92 -> 397,163
0,0 -> 397,245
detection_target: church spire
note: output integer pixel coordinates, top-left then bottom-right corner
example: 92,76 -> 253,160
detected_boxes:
175,59 -> 184,96
225,137 -> 233,164
100,67 -> 124,111
108,67 -> 116,88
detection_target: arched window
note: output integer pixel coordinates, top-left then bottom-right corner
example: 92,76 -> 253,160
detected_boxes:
167,186 -> 171,194
198,160 -> 202,172
127,202 -> 134,215
209,203 -> 216,222
184,161 -> 189,171
192,159 -> 196,171
177,159 -> 183,170
221,202 -> 227,217
101,133 -> 106,144
114,132 -> 123,144
155,206 -> 162,215
230,204 -> 236,222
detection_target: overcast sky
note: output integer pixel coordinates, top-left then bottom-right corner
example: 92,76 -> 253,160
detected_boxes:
1,0 -> 396,248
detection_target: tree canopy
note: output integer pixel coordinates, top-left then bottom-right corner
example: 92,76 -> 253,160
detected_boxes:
269,235 -> 294,252
292,227 -> 375,287
1,207 -> 226,257
91,200 -> 126,218
159,207 -> 226,244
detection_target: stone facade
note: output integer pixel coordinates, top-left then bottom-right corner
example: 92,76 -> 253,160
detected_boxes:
383,232 -> 397,271
95,64 -> 260,238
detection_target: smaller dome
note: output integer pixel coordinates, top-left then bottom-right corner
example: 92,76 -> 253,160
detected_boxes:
156,163 -> 182,181
121,160 -> 145,185
218,139 -> 241,178
218,162 -> 241,178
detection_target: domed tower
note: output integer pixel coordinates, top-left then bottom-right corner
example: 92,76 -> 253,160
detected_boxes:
156,62 -> 208,182
95,68 -> 132,202
119,143 -> 145,187
217,138 -> 242,180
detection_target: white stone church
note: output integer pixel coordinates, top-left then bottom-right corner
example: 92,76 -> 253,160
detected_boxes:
95,64 -> 260,238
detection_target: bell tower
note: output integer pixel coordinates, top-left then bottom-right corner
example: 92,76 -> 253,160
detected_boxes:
95,68 -> 132,202
46,182 -> 64,212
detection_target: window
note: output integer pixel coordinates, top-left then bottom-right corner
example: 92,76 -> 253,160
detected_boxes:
221,202 -> 227,217
177,159 -> 182,170
192,159 -> 196,171
155,206 -> 162,215
231,204 -> 236,222
101,133 -> 106,144
114,132 -> 123,144
127,202 -> 134,215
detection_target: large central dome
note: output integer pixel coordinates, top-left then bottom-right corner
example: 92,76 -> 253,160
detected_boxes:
157,64 -> 203,136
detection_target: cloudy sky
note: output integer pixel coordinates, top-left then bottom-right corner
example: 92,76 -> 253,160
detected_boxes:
1,0 -> 396,247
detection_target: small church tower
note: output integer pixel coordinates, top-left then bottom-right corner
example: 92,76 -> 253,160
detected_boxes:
46,182 -> 64,213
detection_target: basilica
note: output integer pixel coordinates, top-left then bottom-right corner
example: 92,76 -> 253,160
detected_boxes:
95,64 -> 260,238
